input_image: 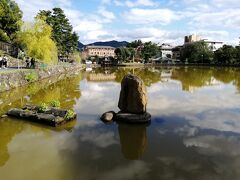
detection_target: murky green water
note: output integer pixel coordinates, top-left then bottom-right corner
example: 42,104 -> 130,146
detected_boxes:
1,67 -> 240,180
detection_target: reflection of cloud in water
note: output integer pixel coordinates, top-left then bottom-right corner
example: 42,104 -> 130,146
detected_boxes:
147,80 -> 240,133
78,130 -> 118,148
184,135 -> 240,156
75,80 -> 120,114
97,161 -> 150,180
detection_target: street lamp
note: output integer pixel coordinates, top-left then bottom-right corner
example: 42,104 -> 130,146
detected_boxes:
201,54 -> 204,64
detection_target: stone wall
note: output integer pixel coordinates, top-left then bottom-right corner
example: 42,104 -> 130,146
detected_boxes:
0,64 -> 84,93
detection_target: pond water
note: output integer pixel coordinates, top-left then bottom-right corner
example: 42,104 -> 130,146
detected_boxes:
1,67 -> 240,180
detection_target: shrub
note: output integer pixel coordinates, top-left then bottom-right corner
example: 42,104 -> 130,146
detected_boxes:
38,103 -> 48,113
49,100 -> 60,108
64,110 -> 76,120
25,71 -> 38,82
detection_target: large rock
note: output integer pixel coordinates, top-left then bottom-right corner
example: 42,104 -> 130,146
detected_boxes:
118,74 -> 147,114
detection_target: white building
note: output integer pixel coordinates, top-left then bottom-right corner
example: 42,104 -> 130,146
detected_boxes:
204,40 -> 223,51
159,43 -> 173,58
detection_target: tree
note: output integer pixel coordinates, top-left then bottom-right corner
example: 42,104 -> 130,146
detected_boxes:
0,0 -> 22,41
37,8 -> 78,56
181,41 -> 213,63
141,41 -> 159,62
127,40 -> 143,48
115,47 -> 131,63
214,45 -> 239,64
17,17 -> 58,64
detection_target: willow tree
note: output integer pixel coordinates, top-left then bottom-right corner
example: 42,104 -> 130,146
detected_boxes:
18,17 -> 58,64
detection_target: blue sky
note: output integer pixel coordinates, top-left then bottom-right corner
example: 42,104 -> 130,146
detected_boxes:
15,0 -> 240,45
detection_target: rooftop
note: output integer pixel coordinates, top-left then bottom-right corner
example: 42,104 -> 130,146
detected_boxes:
86,45 -> 115,49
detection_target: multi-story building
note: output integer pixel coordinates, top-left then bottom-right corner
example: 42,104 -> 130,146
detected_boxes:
204,40 -> 223,51
184,34 -> 201,44
159,43 -> 173,58
83,46 -> 115,58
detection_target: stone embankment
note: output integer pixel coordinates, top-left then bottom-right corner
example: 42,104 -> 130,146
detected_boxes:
0,64 -> 84,93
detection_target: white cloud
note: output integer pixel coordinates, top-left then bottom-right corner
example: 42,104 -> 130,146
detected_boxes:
125,0 -> 158,7
123,8 -> 181,25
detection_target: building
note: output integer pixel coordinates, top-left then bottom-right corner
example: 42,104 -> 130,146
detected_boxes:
184,34 -> 223,51
83,46 -> 115,58
184,34 -> 201,44
159,43 -> 173,58
204,40 -> 223,51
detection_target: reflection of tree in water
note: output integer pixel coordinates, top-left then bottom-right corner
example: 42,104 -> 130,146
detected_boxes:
0,119 -> 23,167
172,68 -> 213,91
30,75 -> 82,109
118,123 -> 148,160
172,67 -> 240,92
115,68 -> 161,87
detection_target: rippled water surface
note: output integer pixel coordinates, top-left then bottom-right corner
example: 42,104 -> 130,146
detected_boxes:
1,67 -> 240,180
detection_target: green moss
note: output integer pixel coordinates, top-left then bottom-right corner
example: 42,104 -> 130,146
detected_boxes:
24,71 -> 38,83
64,110 -> 76,120
49,100 -> 60,108
38,103 -> 48,113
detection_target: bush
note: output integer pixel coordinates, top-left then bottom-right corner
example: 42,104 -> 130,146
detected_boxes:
49,100 -> 60,108
24,71 -> 38,82
64,110 -> 76,120
38,103 -> 48,113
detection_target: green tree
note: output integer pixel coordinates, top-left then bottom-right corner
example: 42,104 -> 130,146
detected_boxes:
0,0 -> 22,41
141,41 -> 159,62
127,40 -> 143,48
181,41 -> 213,63
214,45 -> 238,64
17,17 -> 58,64
115,47 -> 131,63
38,8 -> 78,56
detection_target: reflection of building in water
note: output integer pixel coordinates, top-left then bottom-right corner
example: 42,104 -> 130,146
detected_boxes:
160,70 -> 173,82
118,123 -> 148,160
88,73 -> 116,81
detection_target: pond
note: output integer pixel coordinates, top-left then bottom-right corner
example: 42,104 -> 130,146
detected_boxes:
0,66 -> 240,180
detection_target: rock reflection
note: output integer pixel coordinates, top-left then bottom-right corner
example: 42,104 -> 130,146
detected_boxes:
118,123 -> 148,160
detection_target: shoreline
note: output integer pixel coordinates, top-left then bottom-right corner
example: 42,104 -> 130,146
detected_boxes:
0,64 -> 85,93
116,63 -> 240,68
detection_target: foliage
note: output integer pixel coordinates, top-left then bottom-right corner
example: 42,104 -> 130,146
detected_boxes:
127,40 -> 143,48
24,71 -> 38,82
0,0 -> 22,41
64,109 -> 76,120
181,41 -> 214,63
17,17 -> 58,64
141,41 -> 160,62
115,47 -> 131,63
72,51 -> 81,63
38,103 -> 48,113
214,45 -> 240,65
37,8 -> 79,56
49,100 -> 60,108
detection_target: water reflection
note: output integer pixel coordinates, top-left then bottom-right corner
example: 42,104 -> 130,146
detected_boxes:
118,123 -> 148,160
1,66 -> 240,180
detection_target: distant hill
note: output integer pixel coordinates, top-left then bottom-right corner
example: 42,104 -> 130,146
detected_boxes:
78,40 -> 129,49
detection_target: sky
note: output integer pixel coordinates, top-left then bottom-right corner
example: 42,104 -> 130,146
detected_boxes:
15,0 -> 240,45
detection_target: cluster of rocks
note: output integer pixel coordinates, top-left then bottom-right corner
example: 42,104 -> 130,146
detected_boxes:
7,105 -> 76,127
101,74 -> 151,124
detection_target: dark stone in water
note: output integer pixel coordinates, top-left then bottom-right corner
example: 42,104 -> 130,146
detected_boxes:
100,111 -> 116,123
